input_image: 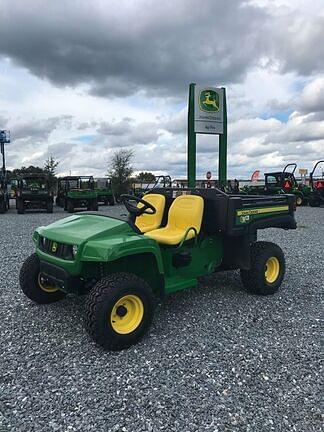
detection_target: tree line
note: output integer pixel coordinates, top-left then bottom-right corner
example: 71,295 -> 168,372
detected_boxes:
6,150 -> 156,197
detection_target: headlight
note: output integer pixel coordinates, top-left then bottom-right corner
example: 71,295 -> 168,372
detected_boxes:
72,245 -> 78,257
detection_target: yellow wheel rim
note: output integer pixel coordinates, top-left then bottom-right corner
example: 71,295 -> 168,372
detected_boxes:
265,257 -> 280,283
38,274 -> 59,293
296,196 -> 302,205
110,294 -> 144,335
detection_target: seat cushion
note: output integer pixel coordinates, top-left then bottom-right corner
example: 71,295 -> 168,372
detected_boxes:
135,194 -> 166,233
145,226 -> 196,245
145,194 -> 204,245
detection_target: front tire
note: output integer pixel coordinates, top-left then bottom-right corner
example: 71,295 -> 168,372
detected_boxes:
17,199 -> 25,214
240,241 -> 285,295
19,253 -> 66,304
85,273 -> 155,350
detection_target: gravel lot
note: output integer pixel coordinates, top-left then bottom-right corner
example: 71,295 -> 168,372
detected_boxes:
0,202 -> 322,432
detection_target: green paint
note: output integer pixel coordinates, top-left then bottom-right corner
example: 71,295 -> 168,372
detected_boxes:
219,87 -> 227,186
187,83 -> 196,188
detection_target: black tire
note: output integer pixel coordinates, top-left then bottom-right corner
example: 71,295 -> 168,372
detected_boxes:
0,199 -> 5,214
295,194 -> 303,206
46,201 -> 53,213
85,273 -> 155,350
240,241 -> 285,295
91,199 -> 98,211
19,253 -> 66,304
67,200 -> 74,213
309,196 -> 320,207
108,196 -> 115,206
17,199 -> 25,214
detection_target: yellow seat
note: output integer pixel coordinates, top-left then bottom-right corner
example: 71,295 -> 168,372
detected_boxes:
145,195 -> 204,245
135,194 -> 166,233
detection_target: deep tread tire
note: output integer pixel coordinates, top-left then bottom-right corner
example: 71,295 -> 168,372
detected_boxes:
19,253 -> 66,304
67,200 -> 74,213
0,199 -> 5,214
240,241 -> 285,295
295,194 -> 303,206
85,273 -> 155,351
17,199 -> 25,214
91,199 -> 98,211
46,201 -> 53,213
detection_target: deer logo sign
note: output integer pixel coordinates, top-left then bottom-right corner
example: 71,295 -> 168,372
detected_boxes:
199,90 -> 220,112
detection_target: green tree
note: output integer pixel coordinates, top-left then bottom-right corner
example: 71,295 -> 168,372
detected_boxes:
44,156 -> 59,188
44,156 -> 59,176
137,171 -> 156,182
108,149 -> 134,198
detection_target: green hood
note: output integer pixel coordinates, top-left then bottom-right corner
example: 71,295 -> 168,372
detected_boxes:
36,214 -> 133,245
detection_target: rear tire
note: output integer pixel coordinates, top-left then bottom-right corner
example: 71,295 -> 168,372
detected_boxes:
67,200 -> 74,213
19,253 -> 66,304
108,196 -> 115,206
85,273 -> 155,350
309,196 -> 320,207
0,199 -> 5,214
17,199 -> 25,214
240,241 -> 285,295
46,201 -> 53,213
91,199 -> 98,211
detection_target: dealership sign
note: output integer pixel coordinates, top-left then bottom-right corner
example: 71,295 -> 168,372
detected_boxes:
194,87 -> 224,134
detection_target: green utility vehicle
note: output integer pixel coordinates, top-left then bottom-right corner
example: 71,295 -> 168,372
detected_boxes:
242,164 -> 305,205
16,173 -> 53,214
94,177 -> 115,205
56,176 -> 98,213
308,160 -> 324,207
19,84 -> 297,351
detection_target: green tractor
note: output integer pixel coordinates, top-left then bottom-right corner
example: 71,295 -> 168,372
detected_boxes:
94,177 -> 115,206
19,85 -> 297,351
16,173 -> 53,214
56,176 -> 98,213
308,160 -> 324,207
242,164 -> 305,206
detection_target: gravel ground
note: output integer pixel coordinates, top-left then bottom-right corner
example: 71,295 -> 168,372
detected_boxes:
0,202 -> 322,432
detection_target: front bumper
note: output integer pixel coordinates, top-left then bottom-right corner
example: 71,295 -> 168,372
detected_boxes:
40,261 -> 83,294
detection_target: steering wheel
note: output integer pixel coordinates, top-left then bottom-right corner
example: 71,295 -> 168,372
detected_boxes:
120,194 -> 156,217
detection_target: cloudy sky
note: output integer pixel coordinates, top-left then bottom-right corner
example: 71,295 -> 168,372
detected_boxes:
0,0 -> 323,179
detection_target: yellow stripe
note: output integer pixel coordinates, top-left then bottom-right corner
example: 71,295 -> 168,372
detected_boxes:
237,205 -> 289,216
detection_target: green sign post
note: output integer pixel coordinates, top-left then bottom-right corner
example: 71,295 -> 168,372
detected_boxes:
187,83 -> 227,188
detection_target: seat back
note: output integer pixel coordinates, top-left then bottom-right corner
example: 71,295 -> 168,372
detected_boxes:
167,194 -> 204,233
135,194 -> 166,233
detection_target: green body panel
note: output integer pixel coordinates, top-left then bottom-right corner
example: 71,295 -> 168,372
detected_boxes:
96,188 -> 113,198
163,236 -> 223,294
67,189 -> 96,200
34,212 -> 224,295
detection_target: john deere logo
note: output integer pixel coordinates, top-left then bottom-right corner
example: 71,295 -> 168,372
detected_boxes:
51,242 -> 58,253
199,90 -> 220,112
